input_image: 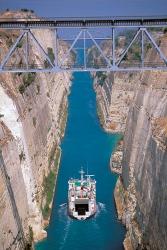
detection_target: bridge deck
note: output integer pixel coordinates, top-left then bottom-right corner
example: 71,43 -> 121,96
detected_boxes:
0,16 -> 167,72
0,17 -> 167,28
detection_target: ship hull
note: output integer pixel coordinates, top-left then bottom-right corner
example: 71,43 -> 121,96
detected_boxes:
68,210 -> 96,220
68,201 -> 96,220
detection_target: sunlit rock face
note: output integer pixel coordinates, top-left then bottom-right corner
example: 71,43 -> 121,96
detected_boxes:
121,82 -> 167,250
0,10 -> 72,248
90,41 -> 141,134
106,32 -> 167,250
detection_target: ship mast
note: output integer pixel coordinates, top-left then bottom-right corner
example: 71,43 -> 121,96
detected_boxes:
79,168 -> 85,184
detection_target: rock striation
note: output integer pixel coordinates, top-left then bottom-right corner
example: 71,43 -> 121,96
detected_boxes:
118,78 -> 167,250
93,31 -> 167,249
110,138 -> 123,174
0,10 -> 72,248
115,34 -> 167,250
94,69 -> 141,134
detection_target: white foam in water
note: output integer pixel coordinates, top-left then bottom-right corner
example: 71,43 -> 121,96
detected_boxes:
59,218 -> 72,250
58,203 -> 68,220
98,202 -> 106,212
57,203 -> 73,249
92,202 -> 106,219
59,203 -> 67,207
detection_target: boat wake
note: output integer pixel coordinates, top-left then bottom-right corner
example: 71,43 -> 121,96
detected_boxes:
59,203 -> 67,207
57,203 -> 73,249
94,202 -> 107,218
98,202 -> 106,212
59,218 -> 72,250
58,203 -> 68,220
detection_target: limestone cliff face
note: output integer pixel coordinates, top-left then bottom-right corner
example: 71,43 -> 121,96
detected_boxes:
94,72 -> 141,133
93,31 -> 166,134
89,37 -> 142,133
114,70 -> 167,249
92,32 -> 167,249
0,11 -> 72,248
0,121 -> 30,249
114,33 -> 167,249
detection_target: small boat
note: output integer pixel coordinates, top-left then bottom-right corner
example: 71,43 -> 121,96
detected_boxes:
68,169 -> 96,220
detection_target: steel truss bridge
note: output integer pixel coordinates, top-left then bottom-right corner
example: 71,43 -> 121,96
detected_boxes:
0,16 -> 167,73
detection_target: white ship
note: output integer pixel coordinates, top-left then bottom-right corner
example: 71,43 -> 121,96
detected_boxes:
68,169 -> 96,220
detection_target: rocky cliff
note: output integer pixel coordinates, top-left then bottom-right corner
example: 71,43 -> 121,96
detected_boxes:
91,37 -> 141,134
94,72 -> 140,133
114,37 -> 167,249
0,10 -> 72,249
92,31 -> 167,249
115,72 -> 167,250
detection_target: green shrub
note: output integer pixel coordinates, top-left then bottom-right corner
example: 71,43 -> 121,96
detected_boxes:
21,8 -> 29,12
42,204 -> 51,219
96,72 -> 107,86
32,117 -> 36,127
29,226 -> 34,242
19,84 -> 25,94
16,40 -> 23,48
163,27 -> 167,34
42,147 -> 61,219
19,73 -> 36,94
54,147 -> 60,169
42,170 -> 55,219
25,243 -> 32,250
146,43 -> 152,50
123,54 -> 128,61
134,51 -> 141,60
23,72 -> 36,87
44,47 -> 55,68
47,47 -> 55,63
19,151 -> 26,162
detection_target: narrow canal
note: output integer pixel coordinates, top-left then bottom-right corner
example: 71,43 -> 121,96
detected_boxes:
36,65 -> 125,250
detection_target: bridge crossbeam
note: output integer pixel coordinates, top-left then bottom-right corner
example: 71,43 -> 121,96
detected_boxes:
0,17 -> 167,73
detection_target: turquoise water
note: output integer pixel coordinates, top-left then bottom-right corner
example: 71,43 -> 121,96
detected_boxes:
35,70 -> 125,250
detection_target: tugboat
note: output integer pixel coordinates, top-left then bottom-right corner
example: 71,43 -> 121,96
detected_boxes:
68,169 -> 96,220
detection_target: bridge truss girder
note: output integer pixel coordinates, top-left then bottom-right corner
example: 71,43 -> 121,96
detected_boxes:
0,23 -> 167,72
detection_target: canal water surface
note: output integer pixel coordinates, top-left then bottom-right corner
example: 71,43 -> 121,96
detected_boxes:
35,69 -> 125,250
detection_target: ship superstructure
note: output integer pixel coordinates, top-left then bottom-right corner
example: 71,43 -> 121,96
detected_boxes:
68,169 -> 96,220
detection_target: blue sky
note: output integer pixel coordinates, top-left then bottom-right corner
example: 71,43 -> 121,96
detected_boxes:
0,0 -> 167,17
